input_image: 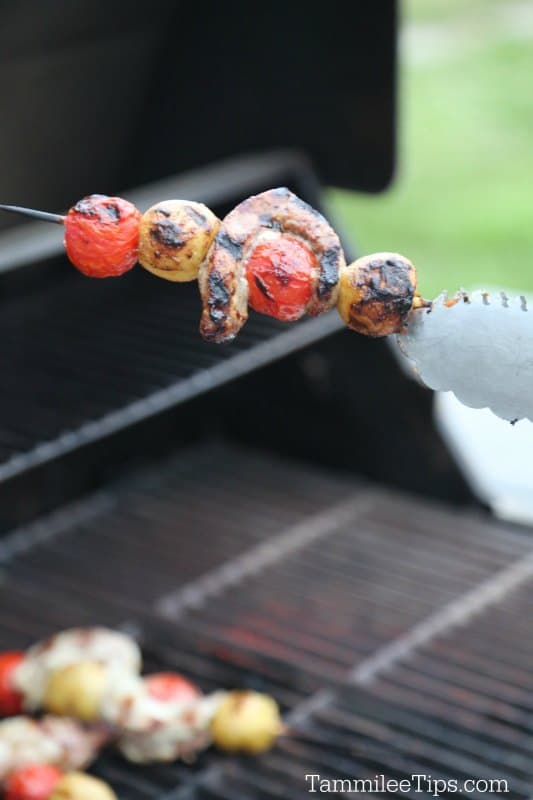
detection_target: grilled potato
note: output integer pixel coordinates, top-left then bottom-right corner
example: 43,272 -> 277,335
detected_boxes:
337,252 -> 418,337
50,772 -> 117,800
210,690 -> 283,754
139,199 -> 219,282
43,662 -> 106,722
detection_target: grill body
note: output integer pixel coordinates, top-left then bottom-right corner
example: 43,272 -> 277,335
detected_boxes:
0,9 -> 526,794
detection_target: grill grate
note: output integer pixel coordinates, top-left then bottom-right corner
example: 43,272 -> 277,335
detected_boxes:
0,268 -> 342,483
0,443 -> 532,797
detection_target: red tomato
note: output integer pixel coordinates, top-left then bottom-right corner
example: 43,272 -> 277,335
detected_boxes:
246,236 -> 315,321
146,673 -> 200,703
64,194 -> 141,278
5,765 -> 62,800
0,652 -> 24,716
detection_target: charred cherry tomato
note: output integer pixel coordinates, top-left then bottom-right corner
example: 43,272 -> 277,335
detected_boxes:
5,764 -> 62,800
246,237 -> 315,321
145,672 -> 200,703
64,194 -> 141,278
0,652 -> 24,715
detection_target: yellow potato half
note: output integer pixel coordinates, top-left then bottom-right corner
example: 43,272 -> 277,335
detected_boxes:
139,199 -> 219,282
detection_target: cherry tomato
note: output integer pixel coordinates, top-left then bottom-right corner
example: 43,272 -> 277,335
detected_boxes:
64,194 -> 141,278
5,765 -> 62,800
145,672 -> 200,703
246,236 -> 315,321
0,652 -> 24,715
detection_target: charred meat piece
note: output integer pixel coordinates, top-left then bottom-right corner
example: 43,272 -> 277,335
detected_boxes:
105,670 -> 224,763
116,691 -> 225,764
198,187 -> 344,342
0,716 -> 107,781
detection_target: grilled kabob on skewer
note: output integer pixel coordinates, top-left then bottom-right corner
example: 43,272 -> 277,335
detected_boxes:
0,716 -> 107,778
4,766 -> 117,800
110,677 -> 282,763
0,691 -> 282,799
0,628 -> 284,768
0,716 -> 115,800
2,191 -> 531,419
0,190 -> 423,344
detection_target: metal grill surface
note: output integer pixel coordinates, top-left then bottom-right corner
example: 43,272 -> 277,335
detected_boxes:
0,265 -> 341,483
0,443 -> 531,798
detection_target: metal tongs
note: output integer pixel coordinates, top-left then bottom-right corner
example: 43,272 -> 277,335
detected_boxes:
398,289 -> 533,423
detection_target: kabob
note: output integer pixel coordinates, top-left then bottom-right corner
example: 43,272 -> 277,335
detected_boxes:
0,189 -> 425,343
0,718 -> 114,800
0,628 -> 284,800
3,187 -> 533,423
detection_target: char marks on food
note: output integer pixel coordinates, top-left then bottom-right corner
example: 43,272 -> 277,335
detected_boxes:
150,218 -> 185,249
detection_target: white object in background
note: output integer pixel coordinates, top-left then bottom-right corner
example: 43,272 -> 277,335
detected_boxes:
435,391 -> 533,525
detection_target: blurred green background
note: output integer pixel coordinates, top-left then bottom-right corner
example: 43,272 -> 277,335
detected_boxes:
330,0 -> 533,298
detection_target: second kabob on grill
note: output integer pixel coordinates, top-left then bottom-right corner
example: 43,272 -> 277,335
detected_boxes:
0,628 -> 284,765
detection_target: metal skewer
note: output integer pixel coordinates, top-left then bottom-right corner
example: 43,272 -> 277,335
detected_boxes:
0,204 -> 65,224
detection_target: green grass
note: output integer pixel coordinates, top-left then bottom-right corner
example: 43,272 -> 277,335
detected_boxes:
403,0 -> 504,25
329,3 -> 533,298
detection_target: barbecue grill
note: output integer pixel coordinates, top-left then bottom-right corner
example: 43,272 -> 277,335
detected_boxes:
1,3 -> 531,798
